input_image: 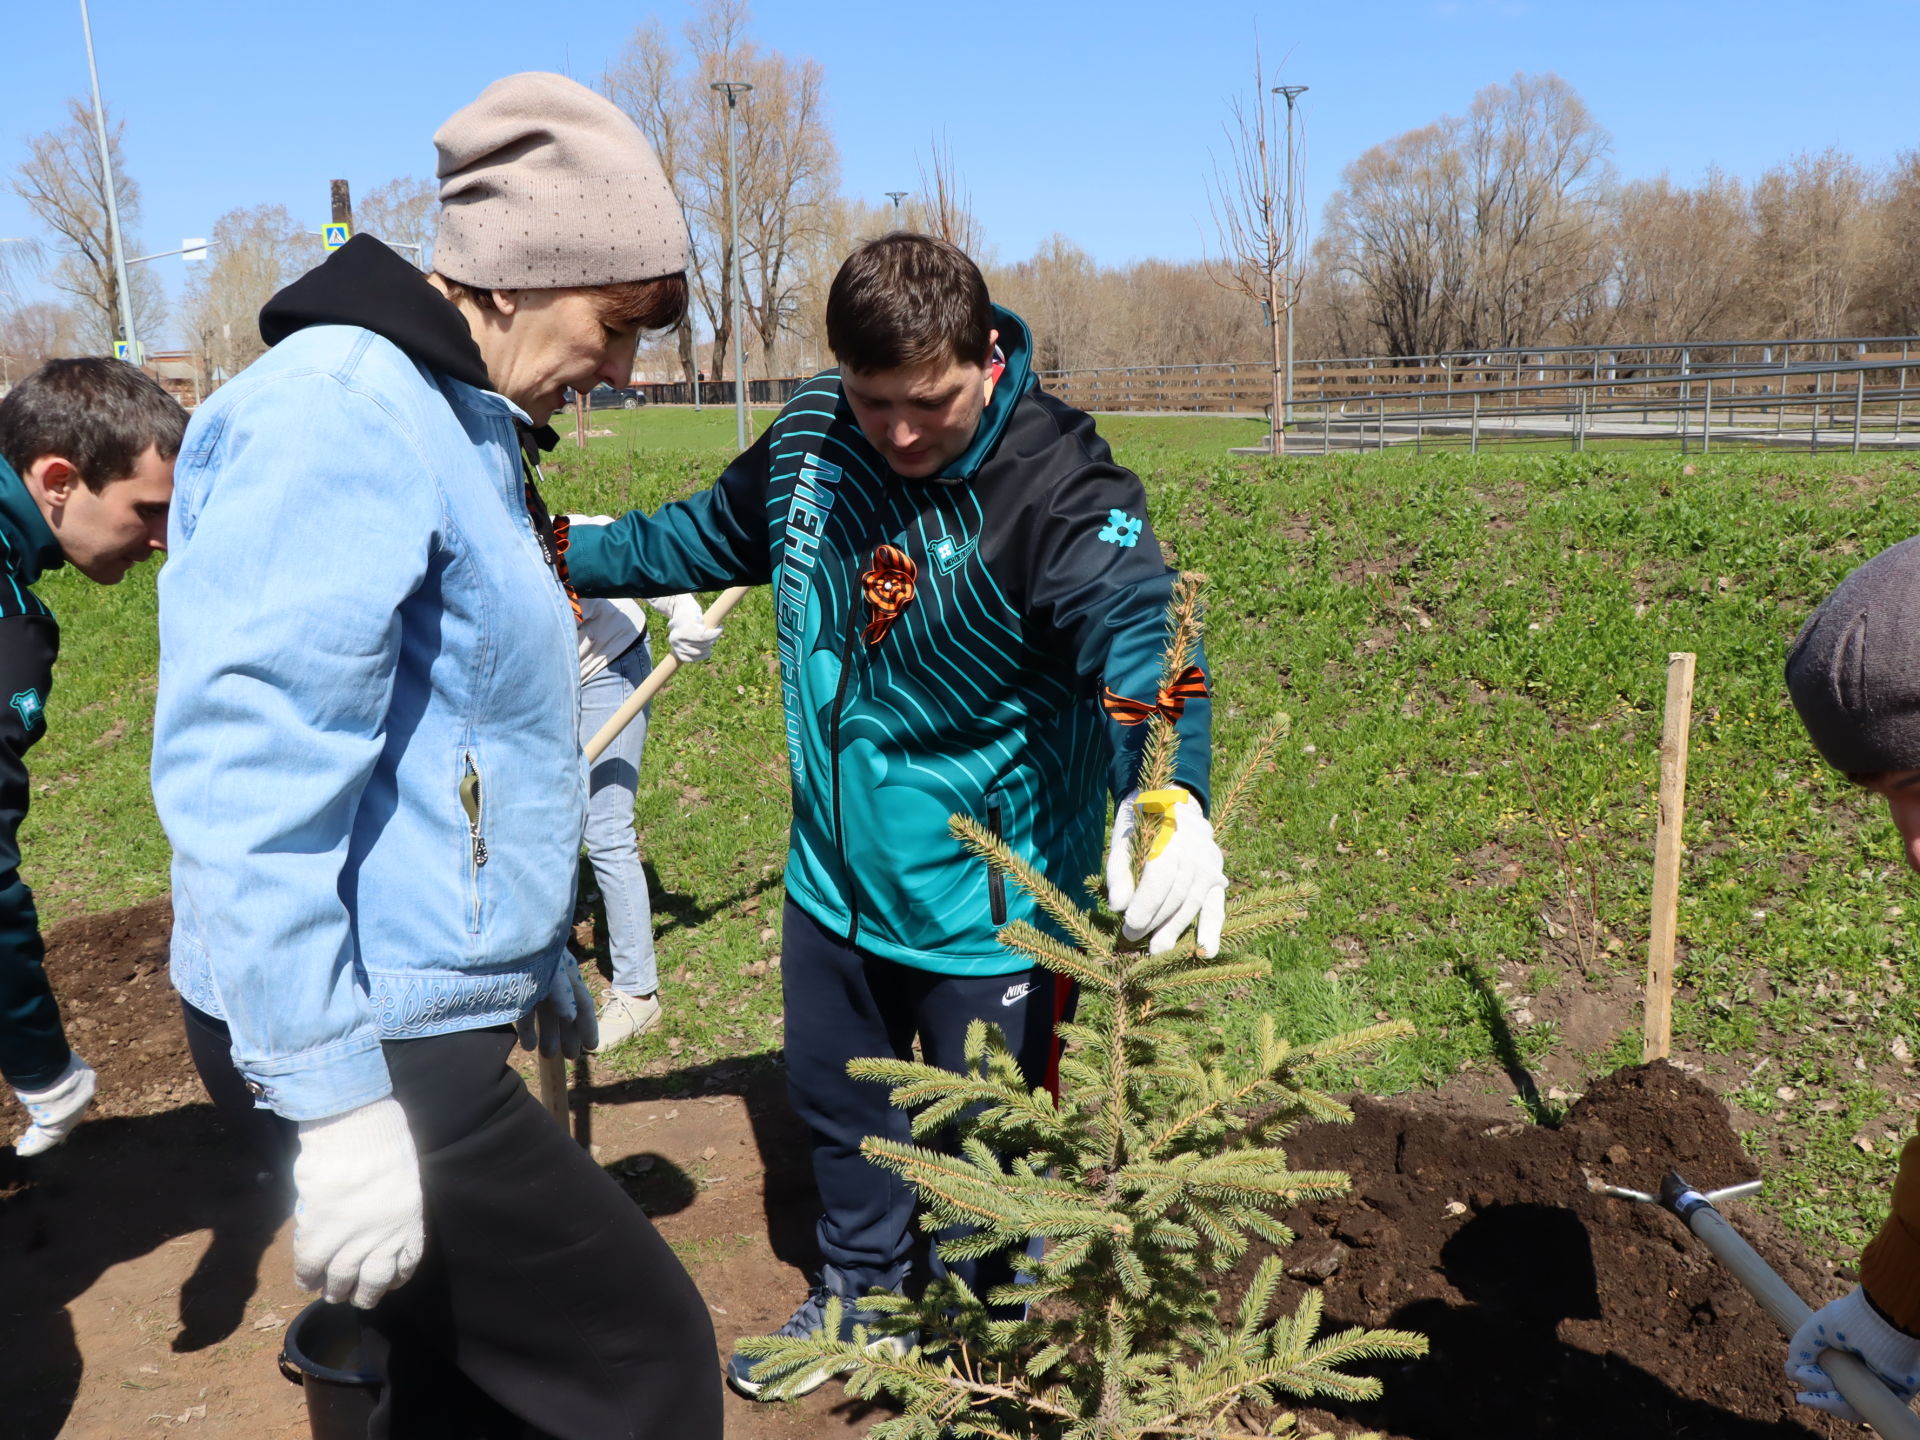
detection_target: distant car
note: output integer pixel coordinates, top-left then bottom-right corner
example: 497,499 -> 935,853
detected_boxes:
588,385 -> 648,410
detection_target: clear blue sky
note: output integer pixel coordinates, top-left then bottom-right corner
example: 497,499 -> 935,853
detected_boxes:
5,0 -> 1915,347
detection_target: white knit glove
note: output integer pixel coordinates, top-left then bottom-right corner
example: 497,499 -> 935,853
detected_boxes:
515,960 -> 599,1059
1786,1285 -> 1920,1419
292,1096 -> 425,1309
663,595 -> 721,664
1104,787 -> 1227,957
12,1051 -> 97,1157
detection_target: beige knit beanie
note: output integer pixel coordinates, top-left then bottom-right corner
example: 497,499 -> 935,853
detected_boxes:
433,72 -> 688,290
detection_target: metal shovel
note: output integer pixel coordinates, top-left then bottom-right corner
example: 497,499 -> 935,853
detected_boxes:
1594,1169 -> 1920,1439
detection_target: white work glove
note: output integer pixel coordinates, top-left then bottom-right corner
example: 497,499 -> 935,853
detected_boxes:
12,1051 -> 96,1157
514,959 -> 599,1059
1104,787 -> 1226,957
292,1096 -> 425,1309
662,595 -> 721,665
1785,1284 -> 1920,1419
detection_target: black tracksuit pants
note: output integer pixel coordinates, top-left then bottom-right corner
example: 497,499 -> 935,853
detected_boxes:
780,900 -> 1074,1300
184,1006 -> 720,1440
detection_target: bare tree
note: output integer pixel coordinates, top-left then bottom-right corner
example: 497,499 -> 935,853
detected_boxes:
356,178 -> 437,270
779,193 -> 892,370
1319,121 -> 1471,358
604,19 -> 702,388
1205,45 -> 1305,445
11,97 -> 164,349
181,204 -> 314,385
1458,73 -> 1613,348
1317,73 -> 1610,357
1861,149 -> 1920,335
1751,149 -> 1883,335
604,0 -> 839,384
0,236 -> 44,306
912,135 -> 984,258
0,300 -> 84,384
1608,170 -> 1753,342
987,234 -> 1099,371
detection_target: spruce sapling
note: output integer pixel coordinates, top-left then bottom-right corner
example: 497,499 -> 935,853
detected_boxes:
738,574 -> 1426,1438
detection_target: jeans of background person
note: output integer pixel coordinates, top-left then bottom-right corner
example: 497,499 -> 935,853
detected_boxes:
181,999 -> 297,1181
779,900 -> 1074,1304
578,640 -> 657,996
353,1026 -> 719,1440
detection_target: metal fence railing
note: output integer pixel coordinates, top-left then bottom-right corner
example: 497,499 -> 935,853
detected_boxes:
1277,354 -> 1920,456
630,375 -> 807,407
1034,333 -> 1920,422
619,333 -> 1920,457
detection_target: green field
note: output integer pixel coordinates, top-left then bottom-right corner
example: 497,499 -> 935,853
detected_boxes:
30,413 -> 1920,1258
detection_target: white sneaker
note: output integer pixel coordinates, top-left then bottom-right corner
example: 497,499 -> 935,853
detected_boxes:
13,1052 -> 97,1157
590,991 -> 661,1051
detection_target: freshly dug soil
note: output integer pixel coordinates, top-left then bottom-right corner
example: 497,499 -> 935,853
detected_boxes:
1256,1064 -> 1851,1440
30,898 -> 189,1121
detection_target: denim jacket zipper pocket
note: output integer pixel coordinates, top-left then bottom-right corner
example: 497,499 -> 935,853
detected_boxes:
984,791 -> 1009,927
460,751 -> 489,933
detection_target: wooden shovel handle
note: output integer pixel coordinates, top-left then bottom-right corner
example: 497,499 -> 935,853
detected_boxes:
543,585 -> 754,1131
583,586 -> 753,763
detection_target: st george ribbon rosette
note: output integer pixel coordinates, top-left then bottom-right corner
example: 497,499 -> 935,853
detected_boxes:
861,543 -> 918,645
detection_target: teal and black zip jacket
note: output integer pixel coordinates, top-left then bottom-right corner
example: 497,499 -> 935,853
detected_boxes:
0,458 -> 68,1088
566,307 -> 1209,976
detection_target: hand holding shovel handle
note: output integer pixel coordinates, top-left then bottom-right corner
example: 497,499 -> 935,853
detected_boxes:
540,586 -> 754,1128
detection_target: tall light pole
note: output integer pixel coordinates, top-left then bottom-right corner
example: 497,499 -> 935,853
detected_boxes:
885,191 -> 908,223
79,0 -> 138,362
1272,85 -> 1308,441
711,80 -> 753,452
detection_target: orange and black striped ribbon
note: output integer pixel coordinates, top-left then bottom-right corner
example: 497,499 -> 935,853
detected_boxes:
860,544 -> 917,646
1100,665 -> 1210,726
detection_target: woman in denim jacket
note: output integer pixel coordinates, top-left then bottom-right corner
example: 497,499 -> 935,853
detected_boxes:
152,74 -> 721,1439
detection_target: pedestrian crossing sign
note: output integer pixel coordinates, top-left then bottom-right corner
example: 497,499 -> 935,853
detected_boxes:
323,223 -> 351,252
112,340 -> 143,364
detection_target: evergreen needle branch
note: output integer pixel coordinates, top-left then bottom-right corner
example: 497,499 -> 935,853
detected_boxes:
1210,712 -> 1290,838
951,815 -> 1112,954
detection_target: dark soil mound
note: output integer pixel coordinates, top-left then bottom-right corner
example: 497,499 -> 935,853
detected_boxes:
1253,1063 -> 1849,1440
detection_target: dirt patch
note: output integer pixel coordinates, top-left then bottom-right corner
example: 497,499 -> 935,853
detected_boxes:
1252,1064 -> 1847,1440
6,904 -> 1858,1439
37,898 -> 198,1121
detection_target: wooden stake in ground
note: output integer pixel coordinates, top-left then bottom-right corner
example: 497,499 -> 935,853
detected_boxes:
1643,651 -> 1696,1063
539,585 -> 755,1128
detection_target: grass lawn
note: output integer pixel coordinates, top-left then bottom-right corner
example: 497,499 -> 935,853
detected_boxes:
28,410 -> 1920,1259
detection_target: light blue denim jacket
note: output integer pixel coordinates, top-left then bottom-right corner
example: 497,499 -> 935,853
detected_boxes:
153,324 -> 585,1122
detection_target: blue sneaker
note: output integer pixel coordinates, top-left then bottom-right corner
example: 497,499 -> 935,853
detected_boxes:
726,1262 -> 911,1400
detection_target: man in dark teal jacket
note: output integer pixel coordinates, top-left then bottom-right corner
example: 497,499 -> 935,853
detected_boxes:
0,358 -> 182,1155
566,235 -> 1226,1396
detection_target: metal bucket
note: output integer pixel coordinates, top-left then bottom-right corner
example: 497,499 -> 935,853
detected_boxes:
279,1299 -> 381,1440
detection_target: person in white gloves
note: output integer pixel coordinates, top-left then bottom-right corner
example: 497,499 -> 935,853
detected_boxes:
1783,536 -> 1920,1423
569,517 -> 721,1050
152,74 -> 720,1439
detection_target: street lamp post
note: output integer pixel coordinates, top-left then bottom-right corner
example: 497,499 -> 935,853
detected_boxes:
711,80 -> 754,453
78,0 -> 138,362
885,191 -> 908,223
1272,85 -> 1308,444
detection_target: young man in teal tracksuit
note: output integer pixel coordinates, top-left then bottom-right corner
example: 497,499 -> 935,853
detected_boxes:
565,233 -> 1228,1397
0,359 -> 182,1157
